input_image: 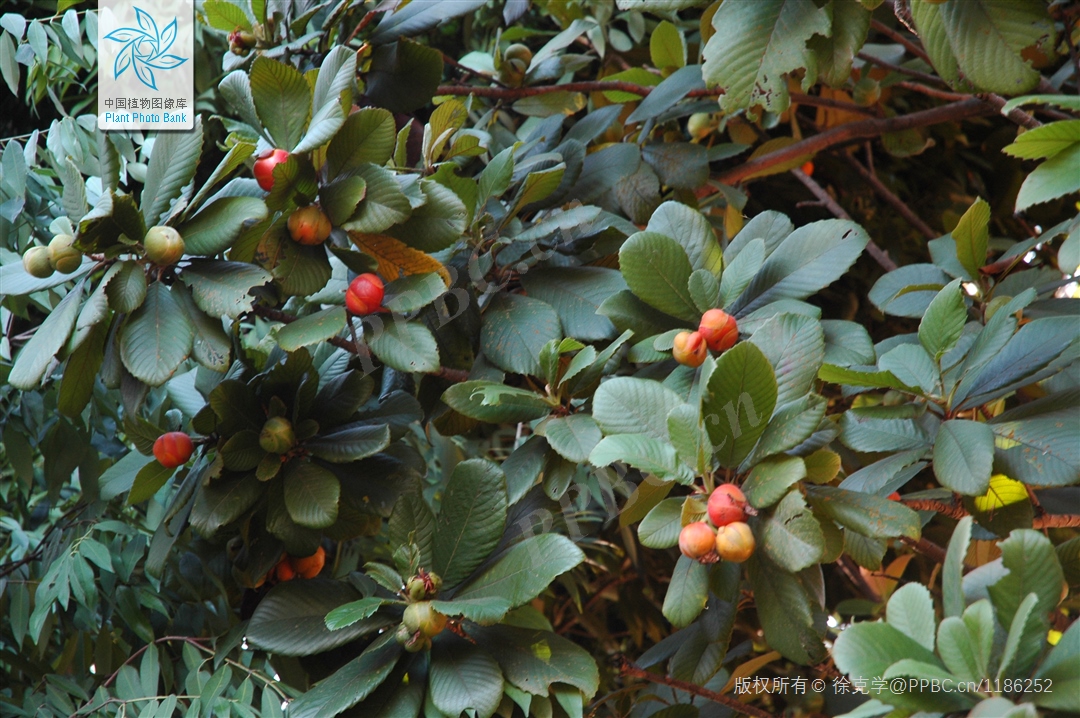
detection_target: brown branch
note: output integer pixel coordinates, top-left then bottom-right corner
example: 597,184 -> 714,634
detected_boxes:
250,305 -> 469,382
435,82 -> 877,116
870,19 -> 931,64
901,498 -> 1080,529
857,52 -> 948,87
619,658 -> 778,718
894,80 -> 968,102
714,98 -> 991,186
840,154 -> 938,239
899,536 -> 949,566
791,168 -> 899,272
837,555 -> 882,604
976,93 -> 1042,130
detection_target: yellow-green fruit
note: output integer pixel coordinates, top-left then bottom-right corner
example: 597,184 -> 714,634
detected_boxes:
48,234 -> 82,274
143,226 -> 185,266
402,601 -> 447,638
498,43 -> 532,87
259,416 -> 296,454
687,112 -> 713,139
23,246 -> 54,278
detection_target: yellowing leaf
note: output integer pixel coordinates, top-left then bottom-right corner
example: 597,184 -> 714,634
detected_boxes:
348,232 -> 450,285
972,474 -> 1028,513
721,650 -> 782,694
812,88 -> 866,129
742,137 -> 813,181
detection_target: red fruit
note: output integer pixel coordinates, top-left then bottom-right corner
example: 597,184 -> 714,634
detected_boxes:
698,309 -> 738,352
291,546 -> 326,579
888,492 -> 901,501
679,522 -> 717,560
287,205 -> 332,245
275,559 -> 296,582
801,161 -> 815,176
253,149 -> 289,191
673,330 -> 707,367
707,483 -> 747,527
153,432 -> 194,468
345,273 -> 385,315
715,521 -> 755,563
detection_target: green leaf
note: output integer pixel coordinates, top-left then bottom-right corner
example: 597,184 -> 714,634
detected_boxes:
387,180 -> 467,252
805,485 -> 921,539
748,312 -> 825,408
306,423 -> 390,464
998,592 -> 1044,680
951,198 -> 990,281
442,381 -> 553,424
647,201 -> 724,276
1002,120 -> 1080,160
480,294 -> 561,377
284,461 -> 341,529
319,176 -> 368,226
250,56 -> 311,151
702,0 -> 831,116
368,319 -> 440,373
366,38 -> 444,114
761,490 -> 824,572
58,322 -> 107,417
943,516 -> 973,618
650,20 -> 685,69
181,260 -> 272,319
818,364 -> 916,392
991,406 -> 1080,487
881,660 -> 975,711
929,0 -> 1053,95
8,281 -> 84,390
743,455 -> 806,508
1015,141 -> 1080,211
342,163 -> 411,233
544,415 -> 602,463
933,419 -> 993,495
1034,620 -> 1080,710
869,263 -> 952,318
662,555 -> 709,628
832,621 -> 946,708
838,407 -> 932,452
178,197 -> 267,255
433,460 -> 507,588
127,460 -> 175,505
519,267 -> 626,342
471,624 -> 599,698
454,534 -> 584,611
288,633 -> 401,718
592,377 -> 683,441
324,597 -> 390,631
327,109 -> 397,178
190,472 -> 262,536
638,498 -> 684,549
618,231 -> 699,322
747,553 -> 827,664
428,638 -> 503,718
987,529 -> 1065,629
886,584 -> 936,652
810,0 -> 871,87
120,283 -> 195,386
937,600 -> 993,684
729,219 -> 869,316
878,344 -> 939,395
703,342 -> 778,468
383,272 -> 445,314
388,488 -> 435,570
919,279 -> 967,359
275,307 -> 346,353
203,0 -> 251,32
750,394 -> 827,460
589,434 -> 693,484
171,284 -> 231,373
142,118 -> 203,225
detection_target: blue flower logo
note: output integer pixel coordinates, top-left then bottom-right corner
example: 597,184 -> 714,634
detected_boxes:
103,7 -> 188,91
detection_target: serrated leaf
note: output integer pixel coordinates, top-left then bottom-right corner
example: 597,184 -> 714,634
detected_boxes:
429,638 -> 503,718
703,342 -> 778,468
454,534 -> 584,611
181,260 -> 272,319
433,460 -> 507,588
618,231 -> 699,322
663,555 -> 709,628
933,419 -> 993,495
8,281 -> 84,390
367,319 -> 440,373
120,283 -> 194,386
250,56 -> 311,151
178,197 -> 267,255
142,118 -> 203,225
284,461 -> 341,529
274,307 -> 346,352
806,485 -> 921,539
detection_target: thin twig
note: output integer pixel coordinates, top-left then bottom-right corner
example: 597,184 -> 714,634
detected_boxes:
840,154 -> 938,239
899,536 -> 949,566
714,98 -> 991,186
870,19 -> 931,64
857,52 -> 948,87
901,498 -> 1080,529
619,658 -> 778,718
976,93 -> 1042,130
791,168 -> 899,272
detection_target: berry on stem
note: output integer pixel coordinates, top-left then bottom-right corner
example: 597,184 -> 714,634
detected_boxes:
707,483 -> 747,527
672,330 -> 707,367
254,149 -> 290,191
288,205 -> 332,245
23,246 -> 54,278
715,521 -> 755,563
48,234 -> 82,274
153,432 -> 194,468
698,309 -> 738,352
346,273 -> 385,315
143,226 -> 185,266
679,522 -> 718,561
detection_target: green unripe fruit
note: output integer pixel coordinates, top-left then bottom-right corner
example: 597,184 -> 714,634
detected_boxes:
402,601 -> 447,638
498,43 -> 532,87
48,234 -> 82,274
403,632 -> 430,653
406,577 -> 427,601
259,416 -> 296,454
23,246 -> 55,278
687,112 -> 713,139
143,226 -> 185,266
394,624 -> 413,646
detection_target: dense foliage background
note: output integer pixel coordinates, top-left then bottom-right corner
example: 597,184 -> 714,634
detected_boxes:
1,0 -> 1078,716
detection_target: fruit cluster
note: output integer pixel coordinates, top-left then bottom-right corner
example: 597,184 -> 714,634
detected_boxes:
678,483 -> 756,564
395,569 -> 447,652
673,309 -> 739,367
270,546 -> 327,583
22,234 -> 82,278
